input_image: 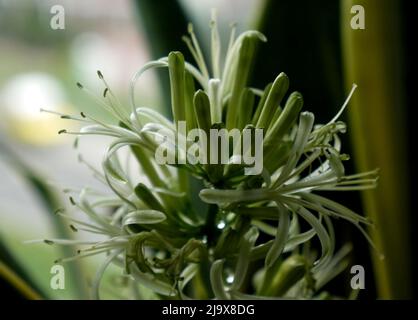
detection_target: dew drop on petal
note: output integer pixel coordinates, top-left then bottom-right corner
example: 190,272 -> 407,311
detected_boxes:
217,221 -> 226,229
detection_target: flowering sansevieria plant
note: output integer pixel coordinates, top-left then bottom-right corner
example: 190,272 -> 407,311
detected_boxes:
36,13 -> 378,299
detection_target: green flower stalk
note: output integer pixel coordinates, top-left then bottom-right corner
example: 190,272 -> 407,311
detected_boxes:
35,13 -> 378,299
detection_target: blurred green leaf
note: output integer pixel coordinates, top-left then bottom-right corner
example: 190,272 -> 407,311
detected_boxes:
0,141 -> 88,299
341,0 -> 411,298
0,234 -> 45,299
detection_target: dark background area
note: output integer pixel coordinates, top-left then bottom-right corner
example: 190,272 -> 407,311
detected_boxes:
0,0 -> 416,299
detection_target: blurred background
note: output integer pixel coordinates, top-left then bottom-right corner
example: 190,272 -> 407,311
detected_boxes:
0,0 -> 416,299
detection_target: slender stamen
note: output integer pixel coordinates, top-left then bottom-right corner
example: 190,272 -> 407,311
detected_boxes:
328,84 -> 357,124
187,23 -> 209,79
